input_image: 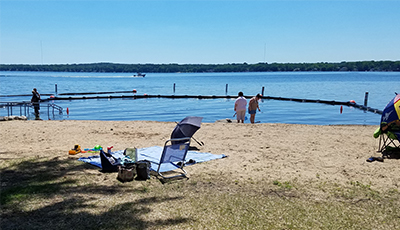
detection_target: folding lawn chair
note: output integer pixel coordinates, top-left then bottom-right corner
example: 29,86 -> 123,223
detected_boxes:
156,137 -> 191,179
377,129 -> 400,153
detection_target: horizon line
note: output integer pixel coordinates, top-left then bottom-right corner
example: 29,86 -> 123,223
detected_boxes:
1,60 -> 399,66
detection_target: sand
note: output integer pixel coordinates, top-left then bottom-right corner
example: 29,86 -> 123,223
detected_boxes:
1,120 -> 398,191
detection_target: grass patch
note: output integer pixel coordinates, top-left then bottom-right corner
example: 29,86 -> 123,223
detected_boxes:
1,157 -> 400,230
273,180 -> 294,190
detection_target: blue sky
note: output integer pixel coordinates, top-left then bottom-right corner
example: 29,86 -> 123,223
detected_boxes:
1,0 -> 399,64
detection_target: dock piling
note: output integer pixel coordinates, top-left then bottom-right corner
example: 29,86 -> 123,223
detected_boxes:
364,92 -> 369,107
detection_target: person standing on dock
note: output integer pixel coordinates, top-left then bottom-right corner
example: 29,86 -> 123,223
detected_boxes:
234,91 -> 247,123
248,94 -> 262,124
31,88 -> 41,119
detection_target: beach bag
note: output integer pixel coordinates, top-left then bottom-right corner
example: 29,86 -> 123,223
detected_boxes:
117,163 -> 136,182
136,160 -> 151,180
100,150 -> 121,172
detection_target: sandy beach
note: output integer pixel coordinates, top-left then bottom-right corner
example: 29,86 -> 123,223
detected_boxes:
1,120 -> 398,191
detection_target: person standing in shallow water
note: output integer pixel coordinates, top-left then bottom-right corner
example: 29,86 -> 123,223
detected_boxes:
234,91 -> 247,123
31,88 -> 41,119
248,94 -> 262,124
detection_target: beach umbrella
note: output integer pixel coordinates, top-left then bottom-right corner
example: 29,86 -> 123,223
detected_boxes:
171,116 -> 204,145
381,94 -> 400,128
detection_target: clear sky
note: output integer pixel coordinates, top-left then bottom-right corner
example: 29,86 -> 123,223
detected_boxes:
0,0 -> 399,65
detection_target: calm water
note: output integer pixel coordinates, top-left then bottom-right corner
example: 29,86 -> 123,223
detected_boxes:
0,71 -> 399,125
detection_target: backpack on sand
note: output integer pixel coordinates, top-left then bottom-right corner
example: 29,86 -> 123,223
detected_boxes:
136,160 -> 151,180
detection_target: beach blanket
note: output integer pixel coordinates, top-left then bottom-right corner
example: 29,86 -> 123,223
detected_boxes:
78,146 -> 226,172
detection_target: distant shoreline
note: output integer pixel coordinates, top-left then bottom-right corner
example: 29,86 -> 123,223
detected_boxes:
1,60 -> 399,73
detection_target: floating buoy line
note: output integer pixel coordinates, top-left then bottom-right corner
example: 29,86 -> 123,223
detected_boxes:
1,88 -> 382,116
37,93 -> 383,115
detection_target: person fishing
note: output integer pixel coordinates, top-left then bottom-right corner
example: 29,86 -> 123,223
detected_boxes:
31,88 -> 41,119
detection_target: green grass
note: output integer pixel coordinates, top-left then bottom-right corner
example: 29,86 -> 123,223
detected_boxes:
1,157 -> 400,230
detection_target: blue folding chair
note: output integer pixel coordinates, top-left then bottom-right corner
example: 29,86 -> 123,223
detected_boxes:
156,137 -> 191,179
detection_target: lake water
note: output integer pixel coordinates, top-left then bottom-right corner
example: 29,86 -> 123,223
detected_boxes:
0,71 -> 398,125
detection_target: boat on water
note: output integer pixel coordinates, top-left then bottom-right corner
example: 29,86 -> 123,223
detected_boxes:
133,73 -> 146,77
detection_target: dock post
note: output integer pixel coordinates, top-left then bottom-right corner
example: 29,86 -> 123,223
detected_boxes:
225,84 -> 228,94
55,84 -> 58,96
261,86 -> 265,96
173,83 -> 176,94
364,92 -> 369,106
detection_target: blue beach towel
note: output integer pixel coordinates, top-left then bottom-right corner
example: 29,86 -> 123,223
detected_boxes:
78,146 -> 226,172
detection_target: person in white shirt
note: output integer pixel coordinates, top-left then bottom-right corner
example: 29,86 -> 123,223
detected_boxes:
234,92 -> 247,123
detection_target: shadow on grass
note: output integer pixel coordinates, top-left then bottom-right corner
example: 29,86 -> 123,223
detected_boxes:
1,156 -> 191,230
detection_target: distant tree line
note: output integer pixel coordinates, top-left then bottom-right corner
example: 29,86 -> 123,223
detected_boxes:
0,60 -> 399,73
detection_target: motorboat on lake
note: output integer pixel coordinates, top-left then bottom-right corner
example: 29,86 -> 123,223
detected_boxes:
133,73 -> 145,77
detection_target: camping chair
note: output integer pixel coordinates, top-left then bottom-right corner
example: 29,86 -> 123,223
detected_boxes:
377,131 -> 400,153
376,122 -> 400,154
156,137 -> 191,179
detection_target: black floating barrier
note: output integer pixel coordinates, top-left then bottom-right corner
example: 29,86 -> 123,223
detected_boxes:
38,94 -> 383,115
